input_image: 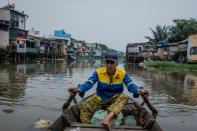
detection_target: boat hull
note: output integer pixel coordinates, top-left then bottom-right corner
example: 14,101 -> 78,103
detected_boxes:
62,97 -> 162,131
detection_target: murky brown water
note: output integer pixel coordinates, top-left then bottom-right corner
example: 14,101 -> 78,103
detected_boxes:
0,60 -> 197,131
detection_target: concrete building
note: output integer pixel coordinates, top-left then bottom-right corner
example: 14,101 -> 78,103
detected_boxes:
53,29 -> 71,55
28,27 -> 40,37
0,4 -> 28,48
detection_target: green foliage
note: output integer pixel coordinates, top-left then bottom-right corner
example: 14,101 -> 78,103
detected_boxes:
6,43 -> 16,54
145,18 -> 197,44
0,47 -> 9,60
0,44 -> 16,60
49,47 -> 58,54
168,18 -> 197,42
99,44 -> 108,51
0,48 -> 8,56
145,61 -> 197,72
145,25 -> 170,45
145,61 -> 177,68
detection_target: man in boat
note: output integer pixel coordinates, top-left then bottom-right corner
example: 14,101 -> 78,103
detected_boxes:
47,52 -> 148,131
68,52 -> 148,130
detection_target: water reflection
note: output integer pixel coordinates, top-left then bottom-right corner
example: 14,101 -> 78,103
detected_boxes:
1,62 -> 197,109
184,74 -> 197,105
0,61 -> 197,131
125,64 -> 197,118
0,60 -> 103,107
125,64 -> 197,105
2,108 -> 14,113
0,64 -> 26,109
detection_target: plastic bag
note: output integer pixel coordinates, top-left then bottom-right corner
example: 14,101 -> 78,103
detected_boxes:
91,110 -> 123,126
123,115 -> 136,126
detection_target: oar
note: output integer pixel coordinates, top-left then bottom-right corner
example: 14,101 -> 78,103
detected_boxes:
62,94 -> 77,111
141,94 -> 158,114
62,89 -> 81,111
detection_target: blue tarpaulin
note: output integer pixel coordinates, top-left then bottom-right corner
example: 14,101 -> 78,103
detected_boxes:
54,29 -> 71,38
159,40 -> 167,45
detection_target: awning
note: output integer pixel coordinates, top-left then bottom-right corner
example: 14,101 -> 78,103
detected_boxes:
17,37 -> 26,41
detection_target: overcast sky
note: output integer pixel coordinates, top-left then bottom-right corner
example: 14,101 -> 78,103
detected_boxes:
1,0 -> 197,51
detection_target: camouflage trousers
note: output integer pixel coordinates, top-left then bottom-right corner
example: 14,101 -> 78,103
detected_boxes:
80,94 -> 129,123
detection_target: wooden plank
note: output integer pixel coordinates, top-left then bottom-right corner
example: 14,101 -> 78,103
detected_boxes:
65,127 -> 146,131
64,123 -> 146,131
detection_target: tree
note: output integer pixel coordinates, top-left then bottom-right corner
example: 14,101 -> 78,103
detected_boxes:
145,25 -> 170,45
168,18 -> 197,42
99,44 -> 108,51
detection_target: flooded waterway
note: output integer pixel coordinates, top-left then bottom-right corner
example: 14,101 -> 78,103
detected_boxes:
0,60 -> 197,131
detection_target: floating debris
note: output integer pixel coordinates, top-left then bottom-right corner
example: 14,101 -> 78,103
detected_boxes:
34,118 -> 52,129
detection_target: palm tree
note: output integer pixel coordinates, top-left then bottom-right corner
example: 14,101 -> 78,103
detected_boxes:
168,18 -> 197,42
145,25 -> 170,45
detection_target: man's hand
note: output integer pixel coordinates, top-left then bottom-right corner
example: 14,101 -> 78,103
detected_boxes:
68,87 -> 79,96
137,89 -> 149,97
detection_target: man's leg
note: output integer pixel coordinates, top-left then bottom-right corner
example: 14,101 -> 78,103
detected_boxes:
102,112 -> 115,130
107,94 -> 129,117
102,94 -> 129,130
80,94 -> 102,123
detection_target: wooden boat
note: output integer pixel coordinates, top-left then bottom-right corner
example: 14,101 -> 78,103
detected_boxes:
60,93 -> 162,131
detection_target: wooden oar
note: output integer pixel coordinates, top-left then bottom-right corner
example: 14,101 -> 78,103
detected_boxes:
141,94 -> 158,114
62,94 -> 77,111
62,89 -> 81,112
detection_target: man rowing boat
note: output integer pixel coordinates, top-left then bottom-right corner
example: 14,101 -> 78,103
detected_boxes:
48,52 -> 148,131
68,52 -> 148,130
